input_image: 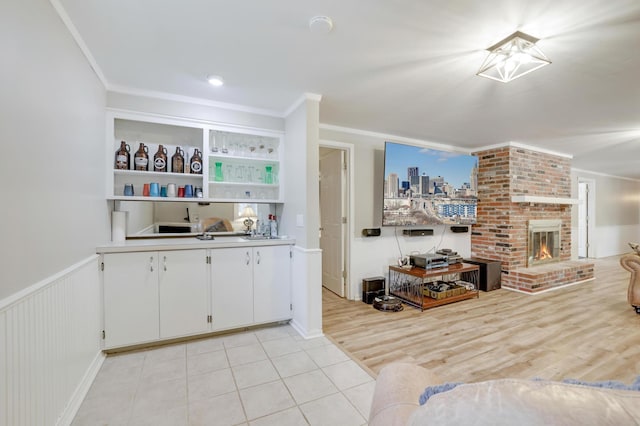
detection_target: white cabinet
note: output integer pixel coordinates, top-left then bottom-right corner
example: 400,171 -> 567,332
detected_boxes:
158,250 -> 209,339
211,245 -> 292,330
102,244 -> 292,349
210,247 -> 254,331
254,245 -> 292,323
107,110 -> 284,203
102,249 -> 209,348
103,252 -> 160,348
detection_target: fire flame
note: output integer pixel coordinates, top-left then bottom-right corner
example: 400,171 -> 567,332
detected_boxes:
536,241 -> 553,260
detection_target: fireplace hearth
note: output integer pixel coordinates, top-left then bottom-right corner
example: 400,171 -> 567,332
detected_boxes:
528,219 -> 561,267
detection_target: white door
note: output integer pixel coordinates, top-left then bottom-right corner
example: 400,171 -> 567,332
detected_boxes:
103,252 -> 159,348
320,149 -> 345,297
254,245 -> 292,323
578,179 -> 595,258
210,247 -> 254,330
158,249 -> 209,339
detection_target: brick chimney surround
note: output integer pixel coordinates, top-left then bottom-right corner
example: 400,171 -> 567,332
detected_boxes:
471,146 -> 594,293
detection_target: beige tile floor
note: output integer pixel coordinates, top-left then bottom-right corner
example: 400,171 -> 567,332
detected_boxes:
72,324 -> 375,426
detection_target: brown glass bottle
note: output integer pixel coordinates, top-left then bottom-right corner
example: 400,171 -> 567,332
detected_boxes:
114,141 -> 130,170
153,145 -> 168,172
171,147 -> 185,173
190,148 -> 203,174
133,143 -> 149,171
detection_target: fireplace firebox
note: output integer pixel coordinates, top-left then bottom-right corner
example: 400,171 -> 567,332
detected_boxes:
528,219 -> 561,266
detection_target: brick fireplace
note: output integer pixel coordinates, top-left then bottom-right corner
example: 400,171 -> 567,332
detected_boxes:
471,145 -> 594,293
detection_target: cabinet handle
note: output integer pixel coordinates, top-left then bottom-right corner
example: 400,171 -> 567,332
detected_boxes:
163,256 -> 167,271
245,251 -> 250,265
256,251 -> 261,265
150,256 -> 154,272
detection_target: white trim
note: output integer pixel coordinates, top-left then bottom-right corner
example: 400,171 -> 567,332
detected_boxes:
319,140 -> 355,300
319,124 -> 473,154
49,0 -> 108,88
106,108 -> 285,136
502,277 -> 594,295
108,85 -> 284,117
293,246 -> 323,254
289,320 -> 324,340
511,195 -> 578,205
472,141 -> 573,159
283,93 -> 323,117
56,352 -> 106,426
572,167 -> 640,183
0,255 -> 98,311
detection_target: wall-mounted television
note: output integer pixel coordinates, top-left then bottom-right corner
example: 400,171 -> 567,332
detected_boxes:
382,141 -> 478,226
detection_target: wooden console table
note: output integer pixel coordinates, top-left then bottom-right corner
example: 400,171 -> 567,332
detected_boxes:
389,263 -> 480,311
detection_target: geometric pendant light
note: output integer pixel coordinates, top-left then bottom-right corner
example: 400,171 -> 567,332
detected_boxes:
477,31 -> 551,83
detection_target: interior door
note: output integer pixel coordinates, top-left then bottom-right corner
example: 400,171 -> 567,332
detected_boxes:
320,149 -> 345,297
578,182 -> 588,258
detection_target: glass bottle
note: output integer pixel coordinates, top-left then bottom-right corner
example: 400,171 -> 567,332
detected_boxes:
190,148 -> 203,174
133,143 -> 149,171
114,141 -> 130,170
171,147 -> 185,173
153,145 -> 168,172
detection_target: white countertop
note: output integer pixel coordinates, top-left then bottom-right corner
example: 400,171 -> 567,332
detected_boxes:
97,236 -> 295,253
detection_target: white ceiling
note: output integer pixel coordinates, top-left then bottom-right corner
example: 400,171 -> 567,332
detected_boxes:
57,0 -> 640,179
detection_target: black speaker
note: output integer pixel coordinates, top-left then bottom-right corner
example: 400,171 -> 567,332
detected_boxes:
463,257 -> 502,291
450,226 -> 469,233
362,228 -> 381,237
402,229 -> 434,236
362,276 -> 385,303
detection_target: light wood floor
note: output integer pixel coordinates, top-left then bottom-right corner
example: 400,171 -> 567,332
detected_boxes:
322,255 -> 640,384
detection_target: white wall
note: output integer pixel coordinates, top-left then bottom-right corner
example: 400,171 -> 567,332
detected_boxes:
572,169 -> 640,258
0,0 -> 108,300
320,127 -> 473,297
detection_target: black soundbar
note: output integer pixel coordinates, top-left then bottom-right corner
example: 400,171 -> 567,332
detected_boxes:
403,229 -> 434,236
362,228 -> 381,237
450,226 -> 469,233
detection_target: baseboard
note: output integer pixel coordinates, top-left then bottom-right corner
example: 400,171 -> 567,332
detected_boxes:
56,350 -> 106,426
289,319 -> 324,340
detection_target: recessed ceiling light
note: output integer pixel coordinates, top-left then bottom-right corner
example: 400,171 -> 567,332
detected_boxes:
309,16 -> 333,34
207,75 -> 224,86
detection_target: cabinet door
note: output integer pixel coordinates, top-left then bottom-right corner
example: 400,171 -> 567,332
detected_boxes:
158,249 -> 209,339
103,252 -> 159,348
210,247 -> 254,331
254,245 -> 292,323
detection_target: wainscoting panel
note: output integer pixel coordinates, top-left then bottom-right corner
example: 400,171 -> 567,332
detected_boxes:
0,255 -> 104,426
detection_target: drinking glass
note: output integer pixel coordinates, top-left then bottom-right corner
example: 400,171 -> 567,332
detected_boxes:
210,132 -> 219,153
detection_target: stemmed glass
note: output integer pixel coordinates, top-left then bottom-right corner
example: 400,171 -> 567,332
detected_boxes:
220,133 -> 228,154
210,132 -> 219,153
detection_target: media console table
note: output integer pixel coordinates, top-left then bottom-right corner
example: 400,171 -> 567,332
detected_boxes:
389,263 -> 480,311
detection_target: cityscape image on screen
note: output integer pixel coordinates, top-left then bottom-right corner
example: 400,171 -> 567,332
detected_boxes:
382,142 -> 478,226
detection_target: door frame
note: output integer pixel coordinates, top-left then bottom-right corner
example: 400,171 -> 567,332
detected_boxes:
319,140 -> 354,299
577,177 -> 596,258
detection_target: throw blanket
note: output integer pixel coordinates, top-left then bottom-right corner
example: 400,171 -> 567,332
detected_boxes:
419,375 -> 640,405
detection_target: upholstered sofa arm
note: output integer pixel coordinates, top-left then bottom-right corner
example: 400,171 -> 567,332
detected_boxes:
369,363 -> 442,426
620,254 -> 640,308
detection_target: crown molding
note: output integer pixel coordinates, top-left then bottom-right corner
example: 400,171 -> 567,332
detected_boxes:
50,0 -> 108,88
319,123 -> 473,154
283,93 -> 323,117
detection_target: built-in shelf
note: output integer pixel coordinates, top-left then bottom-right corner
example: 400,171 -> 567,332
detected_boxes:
511,195 -> 578,205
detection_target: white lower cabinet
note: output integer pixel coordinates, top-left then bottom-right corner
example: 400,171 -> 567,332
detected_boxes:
254,245 -> 292,323
158,250 -> 209,339
103,251 -> 160,348
102,244 -> 292,349
210,247 -> 254,331
102,249 -> 208,348
210,245 -> 292,330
